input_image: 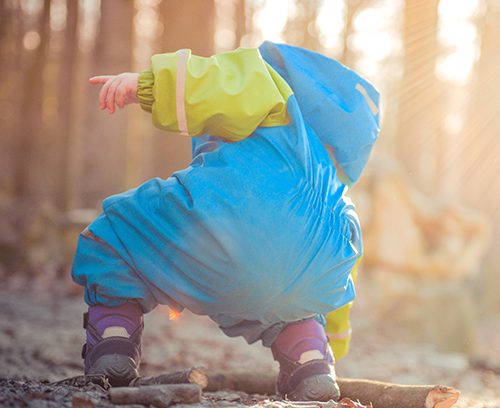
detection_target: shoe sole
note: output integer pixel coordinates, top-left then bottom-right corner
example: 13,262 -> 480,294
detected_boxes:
87,354 -> 139,387
287,374 -> 341,401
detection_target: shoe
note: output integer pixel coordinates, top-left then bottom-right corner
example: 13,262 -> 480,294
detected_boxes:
82,304 -> 143,386
271,319 -> 340,401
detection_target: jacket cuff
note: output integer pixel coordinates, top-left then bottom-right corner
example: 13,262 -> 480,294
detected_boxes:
137,69 -> 154,113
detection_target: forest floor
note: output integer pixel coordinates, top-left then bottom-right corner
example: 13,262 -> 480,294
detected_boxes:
0,285 -> 499,408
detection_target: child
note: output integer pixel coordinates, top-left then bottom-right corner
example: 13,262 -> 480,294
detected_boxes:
73,41 -> 380,401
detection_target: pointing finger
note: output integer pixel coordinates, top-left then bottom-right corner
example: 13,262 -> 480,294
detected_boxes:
98,77 -> 117,110
106,78 -> 122,113
89,75 -> 115,84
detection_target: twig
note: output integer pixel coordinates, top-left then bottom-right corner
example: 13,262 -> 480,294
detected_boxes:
49,374 -> 110,390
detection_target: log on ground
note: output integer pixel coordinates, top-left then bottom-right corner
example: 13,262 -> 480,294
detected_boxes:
338,378 -> 460,408
130,367 -> 208,389
205,370 -> 460,408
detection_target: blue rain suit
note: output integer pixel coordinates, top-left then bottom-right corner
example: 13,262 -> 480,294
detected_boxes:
72,42 -> 380,346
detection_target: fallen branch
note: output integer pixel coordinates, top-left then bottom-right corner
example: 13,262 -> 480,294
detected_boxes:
130,367 -> 208,389
109,384 -> 201,408
205,370 -> 460,408
338,378 -> 460,408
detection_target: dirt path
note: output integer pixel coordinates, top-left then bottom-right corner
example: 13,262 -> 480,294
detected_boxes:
0,290 -> 499,407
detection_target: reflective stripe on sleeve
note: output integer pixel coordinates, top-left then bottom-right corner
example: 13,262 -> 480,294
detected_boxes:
326,328 -> 352,340
176,49 -> 189,136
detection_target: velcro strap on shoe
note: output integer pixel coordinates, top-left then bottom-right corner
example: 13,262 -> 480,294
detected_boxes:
272,347 -> 301,375
287,360 -> 332,391
86,337 -> 140,367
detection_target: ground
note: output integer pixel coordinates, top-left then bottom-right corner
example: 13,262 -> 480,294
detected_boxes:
0,287 -> 499,407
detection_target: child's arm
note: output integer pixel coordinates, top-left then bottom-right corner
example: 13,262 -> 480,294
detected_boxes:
89,48 -> 293,142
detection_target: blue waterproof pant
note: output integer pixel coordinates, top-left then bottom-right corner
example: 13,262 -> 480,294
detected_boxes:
71,97 -> 362,346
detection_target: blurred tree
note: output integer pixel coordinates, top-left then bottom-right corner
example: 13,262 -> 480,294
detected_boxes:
461,0 -> 500,312
284,0 -> 322,51
81,0 -> 134,207
14,0 -> 51,200
0,1 -> 23,200
340,0 -> 363,67
397,0 -> 443,194
160,0 -> 215,56
54,0 -> 79,211
140,0 -> 216,182
234,0 -> 247,48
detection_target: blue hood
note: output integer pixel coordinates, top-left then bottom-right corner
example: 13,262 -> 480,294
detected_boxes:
259,41 -> 380,185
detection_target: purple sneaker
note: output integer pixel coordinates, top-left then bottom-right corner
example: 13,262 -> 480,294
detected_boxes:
271,319 -> 340,401
82,303 -> 143,386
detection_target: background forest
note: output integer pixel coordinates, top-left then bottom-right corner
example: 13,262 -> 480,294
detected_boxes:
0,0 -> 499,356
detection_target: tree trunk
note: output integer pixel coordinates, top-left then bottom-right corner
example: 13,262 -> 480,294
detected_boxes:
0,0 -> 20,198
396,0 -> 442,195
340,0 -> 362,67
160,0 -> 215,56
460,0 -> 500,313
284,0 -> 322,51
14,0 -> 51,200
81,0 -> 134,207
234,0 -> 247,48
140,0 -> 216,182
54,0 -> 79,211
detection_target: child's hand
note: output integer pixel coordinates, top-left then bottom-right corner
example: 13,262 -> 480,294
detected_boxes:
88,72 -> 139,114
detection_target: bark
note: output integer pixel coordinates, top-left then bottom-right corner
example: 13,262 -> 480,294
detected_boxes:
130,367 -> 208,389
338,378 -> 460,408
205,370 -> 460,408
109,384 -> 201,408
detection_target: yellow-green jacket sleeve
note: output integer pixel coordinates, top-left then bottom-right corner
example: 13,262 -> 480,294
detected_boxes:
325,257 -> 361,360
137,48 -> 293,142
